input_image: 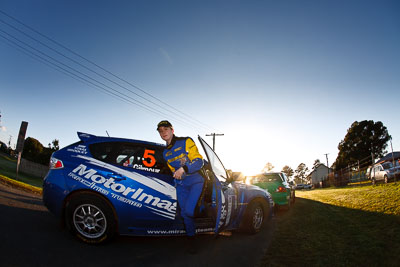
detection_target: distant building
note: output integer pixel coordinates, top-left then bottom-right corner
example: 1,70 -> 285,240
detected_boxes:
308,163 -> 332,185
376,152 -> 400,164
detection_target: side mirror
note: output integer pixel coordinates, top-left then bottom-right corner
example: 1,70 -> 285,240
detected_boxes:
226,170 -> 245,183
226,169 -> 233,183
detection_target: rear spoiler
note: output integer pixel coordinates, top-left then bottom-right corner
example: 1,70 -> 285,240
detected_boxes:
77,132 -> 97,142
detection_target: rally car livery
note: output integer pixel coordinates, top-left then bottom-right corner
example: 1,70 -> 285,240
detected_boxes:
43,132 -> 274,244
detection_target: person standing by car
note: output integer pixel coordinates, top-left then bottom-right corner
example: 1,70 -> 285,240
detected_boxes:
157,120 -> 204,251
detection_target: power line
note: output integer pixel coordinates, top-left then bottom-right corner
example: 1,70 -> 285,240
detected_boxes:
0,22 -> 205,131
0,17 -> 195,127
0,9 -> 214,132
0,32 -> 170,118
0,31 -> 205,130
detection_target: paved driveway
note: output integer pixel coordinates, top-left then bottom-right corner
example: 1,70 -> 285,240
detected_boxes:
0,181 -> 275,267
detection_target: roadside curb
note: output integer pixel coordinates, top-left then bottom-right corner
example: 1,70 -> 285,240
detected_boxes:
0,175 -> 43,195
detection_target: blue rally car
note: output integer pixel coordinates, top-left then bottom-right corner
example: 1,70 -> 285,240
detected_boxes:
43,132 -> 274,244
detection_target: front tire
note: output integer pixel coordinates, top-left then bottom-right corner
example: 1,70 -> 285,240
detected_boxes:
384,175 -> 388,184
65,193 -> 116,244
242,200 -> 267,234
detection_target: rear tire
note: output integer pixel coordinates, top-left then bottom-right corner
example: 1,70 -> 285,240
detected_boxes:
384,175 -> 388,184
65,192 -> 116,244
242,200 -> 267,234
372,178 -> 376,185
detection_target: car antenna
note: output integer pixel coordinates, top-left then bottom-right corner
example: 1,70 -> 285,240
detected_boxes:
106,130 -> 110,137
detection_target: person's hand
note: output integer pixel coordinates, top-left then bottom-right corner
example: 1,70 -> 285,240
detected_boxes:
173,167 -> 185,180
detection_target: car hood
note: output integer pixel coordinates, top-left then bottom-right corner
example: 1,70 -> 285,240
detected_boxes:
234,182 -> 271,196
245,183 -> 264,190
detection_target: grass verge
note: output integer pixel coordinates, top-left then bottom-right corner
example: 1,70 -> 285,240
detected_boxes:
0,152 -> 44,188
260,183 -> 400,267
0,174 -> 42,194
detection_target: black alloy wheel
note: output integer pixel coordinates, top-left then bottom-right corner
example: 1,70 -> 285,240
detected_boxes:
242,200 -> 267,234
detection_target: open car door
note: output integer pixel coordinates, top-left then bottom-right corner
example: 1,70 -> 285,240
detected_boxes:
198,136 -> 237,234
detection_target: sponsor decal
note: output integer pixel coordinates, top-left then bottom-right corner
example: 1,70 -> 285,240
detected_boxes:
218,193 -> 227,228
132,164 -> 160,173
146,227 -> 214,235
75,155 -> 176,198
174,147 -> 182,152
69,163 -> 176,219
110,193 -> 142,208
225,195 -> 233,226
68,172 -> 110,196
67,145 -> 88,155
179,157 -> 187,166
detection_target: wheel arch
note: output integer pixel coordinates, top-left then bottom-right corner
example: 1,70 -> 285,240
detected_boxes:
61,189 -> 119,233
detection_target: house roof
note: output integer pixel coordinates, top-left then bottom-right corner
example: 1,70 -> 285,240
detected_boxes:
376,151 -> 400,163
307,163 -> 332,177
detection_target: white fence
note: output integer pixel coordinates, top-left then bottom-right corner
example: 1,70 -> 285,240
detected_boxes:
20,158 -> 49,178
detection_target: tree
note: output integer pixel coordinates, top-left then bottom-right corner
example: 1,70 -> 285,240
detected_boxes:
294,163 -> 309,184
23,137 -> 59,165
281,165 -> 294,180
313,159 -> 321,170
22,137 -> 44,162
48,139 -> 60,151
334,120 -> 391,170
262,162 -> 274,173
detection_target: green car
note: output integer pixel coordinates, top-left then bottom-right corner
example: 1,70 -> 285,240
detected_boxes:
251,172 -> 295,209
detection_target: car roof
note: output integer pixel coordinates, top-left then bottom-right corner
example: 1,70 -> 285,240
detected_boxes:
77,132 -> 166,147
252,172 -> 283,178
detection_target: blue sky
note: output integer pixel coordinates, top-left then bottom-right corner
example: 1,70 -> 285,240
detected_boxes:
1,0 -> 400,175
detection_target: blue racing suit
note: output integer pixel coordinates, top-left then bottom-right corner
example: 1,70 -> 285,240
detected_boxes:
163,135 -> 204,237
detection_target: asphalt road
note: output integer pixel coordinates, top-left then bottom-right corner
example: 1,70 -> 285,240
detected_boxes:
0,182 -> 275,267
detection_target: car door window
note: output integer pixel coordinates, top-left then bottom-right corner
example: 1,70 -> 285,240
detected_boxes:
89,142 -> 170,175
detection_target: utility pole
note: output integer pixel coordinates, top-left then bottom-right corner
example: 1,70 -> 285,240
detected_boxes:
390,139 -> 396,182
371,143 -> 375,181
206,133 -> 224,151
324,153 -> 329,175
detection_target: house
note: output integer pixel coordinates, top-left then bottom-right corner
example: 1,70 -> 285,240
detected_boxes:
308,163 -> 332,186
376,151 -> 400,164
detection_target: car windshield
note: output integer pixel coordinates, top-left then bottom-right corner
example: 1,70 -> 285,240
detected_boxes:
255,173 -> 282,183
382,162 -> 393,169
